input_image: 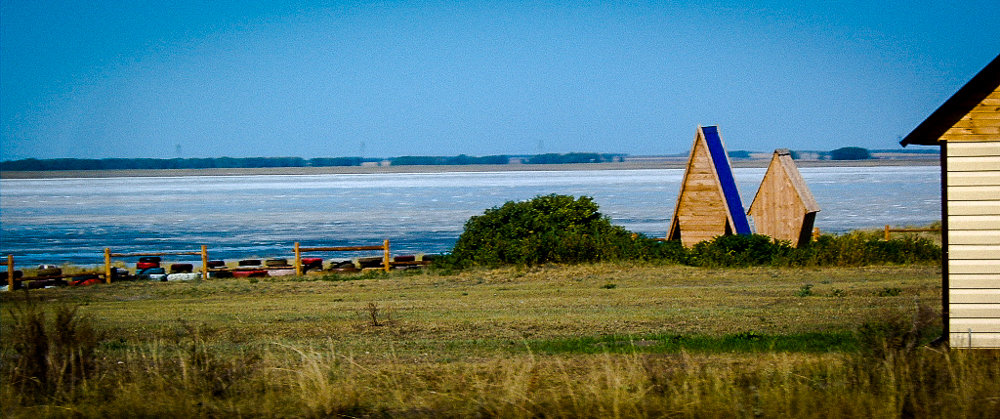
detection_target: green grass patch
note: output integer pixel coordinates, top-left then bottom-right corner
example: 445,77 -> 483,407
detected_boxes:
526,331 -> 859,354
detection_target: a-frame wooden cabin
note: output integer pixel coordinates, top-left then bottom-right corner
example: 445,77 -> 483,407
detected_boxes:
668,125 -> 752,247
900,54 -> 1000,349
747,149 -> 820,247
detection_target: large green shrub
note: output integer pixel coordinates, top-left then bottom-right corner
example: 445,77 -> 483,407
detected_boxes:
448,195 -> 639,266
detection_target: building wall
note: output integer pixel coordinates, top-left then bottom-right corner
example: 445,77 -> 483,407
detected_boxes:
947,140 -> 1000,348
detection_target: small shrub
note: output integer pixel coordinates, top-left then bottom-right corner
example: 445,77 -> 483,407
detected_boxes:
831,289 -> 846,298
795,284 -> 814,297
363,302 -> 392,327
877,287 -> 902,297
601,283 -> 617,289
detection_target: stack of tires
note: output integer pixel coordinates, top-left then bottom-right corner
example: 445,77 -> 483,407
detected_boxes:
167,263 -> 199,281
136,257 -> 166,281
29,265 -> 66,288
3,270 -> 24,291
234,259 -> 268,278
329,260 -> 359,273
206,260 -> 232,278
265,258 -> 294,276
301,257 -> 323,272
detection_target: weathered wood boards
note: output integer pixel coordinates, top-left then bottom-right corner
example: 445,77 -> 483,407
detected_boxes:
900,53 -> 1000,349
668,125 -> 751,247
747,150 -> 820,247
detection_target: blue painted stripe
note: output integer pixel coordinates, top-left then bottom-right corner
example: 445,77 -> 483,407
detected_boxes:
701,126 -> 752,235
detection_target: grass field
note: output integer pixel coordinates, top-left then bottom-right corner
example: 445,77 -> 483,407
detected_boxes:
3,262 -> 999,417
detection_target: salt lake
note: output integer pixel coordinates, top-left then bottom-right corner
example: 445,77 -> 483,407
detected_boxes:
0,166 -> 940,265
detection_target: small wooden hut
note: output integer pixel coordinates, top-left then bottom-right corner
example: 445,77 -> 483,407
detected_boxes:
668,125 -> 752,247
900,54 -> 1000,349
747,149 -> 820,247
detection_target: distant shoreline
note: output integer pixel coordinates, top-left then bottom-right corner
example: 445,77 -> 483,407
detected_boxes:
0,158 -> 938,180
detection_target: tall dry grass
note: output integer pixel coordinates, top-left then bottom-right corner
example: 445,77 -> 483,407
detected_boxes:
3,336 -> 998,417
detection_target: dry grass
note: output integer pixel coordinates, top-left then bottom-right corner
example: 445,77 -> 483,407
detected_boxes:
5,262 -> 994,417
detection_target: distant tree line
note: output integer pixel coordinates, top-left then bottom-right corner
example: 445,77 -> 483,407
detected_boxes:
3,147 -> 930,172
390,155 -> 510,166
0,157 -> 346,171
525,153 -> 624,164
1,153 -> 623,172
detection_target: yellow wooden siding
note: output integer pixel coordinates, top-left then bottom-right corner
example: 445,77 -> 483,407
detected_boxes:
949,245 -> 1000,259
948,200 -> 1000,215
950,274 -> 1000,288
951,318 -> 1000,332
948,185 -> 1000,200
946,156 -> 1000,171
946,141 -> 1000,348
949,304 -> 1000,317
948,260 -> 1000,275
948,230 -> 1000,245
947,215 -> 1000,230
950,333 -> 1000,349
950,288 -> 1000,303
947,171 -> 1000,186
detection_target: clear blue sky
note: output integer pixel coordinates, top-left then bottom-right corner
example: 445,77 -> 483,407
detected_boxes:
2,1 -> 998,160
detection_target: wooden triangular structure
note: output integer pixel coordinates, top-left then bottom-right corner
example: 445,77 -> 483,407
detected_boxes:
667,125 -> 752,247
747,149 -> 820,247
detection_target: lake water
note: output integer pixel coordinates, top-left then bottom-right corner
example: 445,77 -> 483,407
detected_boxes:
0,166 -> 940,266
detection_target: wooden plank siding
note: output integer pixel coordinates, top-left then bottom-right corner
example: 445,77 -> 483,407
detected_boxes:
940,87 -> 1000,142
949,333 -> 1000,349
668,126 -> 744,247
747,150 -> 819,247
947,141 -> 1000,348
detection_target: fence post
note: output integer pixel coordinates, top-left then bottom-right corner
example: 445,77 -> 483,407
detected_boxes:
201,245 -> 209,280
104,248 -> 112,284
383,239 -> 391,273
7,255 -> 13,290
294,242 -> 302,276
884,225 -> 891,241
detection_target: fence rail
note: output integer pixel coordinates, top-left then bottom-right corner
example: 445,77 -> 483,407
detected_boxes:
294,240 -> 391,275
104,245 -> 209,283
883,225 -> 941,241
6,254 -> 106,289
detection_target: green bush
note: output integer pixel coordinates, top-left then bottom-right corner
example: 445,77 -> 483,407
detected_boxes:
688,234 -> 792,267
447,195 -> 639,267
789,231 -> 941,266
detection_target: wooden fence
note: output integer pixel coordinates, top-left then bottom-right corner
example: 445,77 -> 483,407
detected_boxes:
294,240 -> 391,275
104,245 -> 209,283
7,254 -> 106,289
883,225 -> 941,241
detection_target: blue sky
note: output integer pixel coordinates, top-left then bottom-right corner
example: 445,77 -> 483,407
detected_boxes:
2,1 -> 998,160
